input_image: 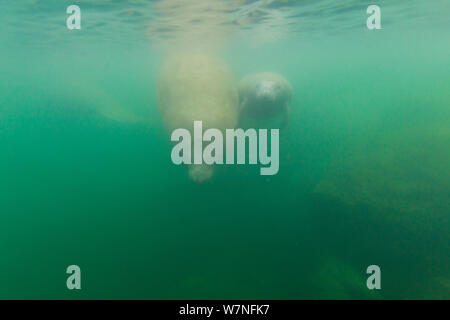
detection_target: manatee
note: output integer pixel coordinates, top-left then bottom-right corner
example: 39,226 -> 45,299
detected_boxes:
238,72 -> 292,127
157,52 -> 239,184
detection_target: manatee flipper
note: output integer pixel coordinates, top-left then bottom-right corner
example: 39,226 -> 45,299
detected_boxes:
239,97 -> 248,112
237,96 -> 248,127
280,103 -> 290,129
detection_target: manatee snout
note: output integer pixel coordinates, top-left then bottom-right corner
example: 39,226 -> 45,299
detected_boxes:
238,72 -> 292,123
255,80 -> 279,100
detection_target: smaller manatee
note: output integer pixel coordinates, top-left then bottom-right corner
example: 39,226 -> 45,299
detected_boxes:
238,72 -> 292,127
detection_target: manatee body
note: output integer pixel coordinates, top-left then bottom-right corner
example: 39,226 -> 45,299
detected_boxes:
157,52 -> 239,184
238,72 -> 292,126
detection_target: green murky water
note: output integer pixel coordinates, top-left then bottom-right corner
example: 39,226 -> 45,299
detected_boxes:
0,0 -> 449,299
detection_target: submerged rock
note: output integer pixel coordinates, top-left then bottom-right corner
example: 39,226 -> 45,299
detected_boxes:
311,256 -> 381,299
315,124 -> 450,231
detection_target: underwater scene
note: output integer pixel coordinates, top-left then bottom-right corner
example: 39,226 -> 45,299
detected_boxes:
0,0 -> 449,299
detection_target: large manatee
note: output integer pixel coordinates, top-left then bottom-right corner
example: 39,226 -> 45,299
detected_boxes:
157,52 -> 239,183
238,72 -> 292,127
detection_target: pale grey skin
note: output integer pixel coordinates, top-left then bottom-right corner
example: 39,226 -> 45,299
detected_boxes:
238,72 -> 293,127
